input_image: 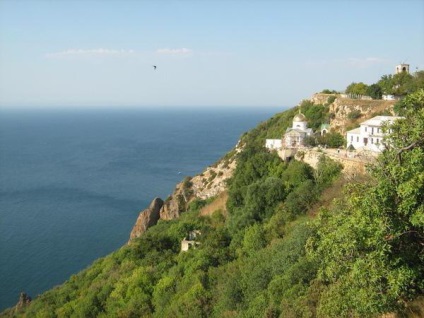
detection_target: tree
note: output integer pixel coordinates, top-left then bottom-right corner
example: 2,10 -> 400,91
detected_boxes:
307,89 -> 424,317
366,83 -> 383,99
321,89 -> 338,94
377,74 -> 394,95
410,70 -> 424,93
345,82 -> 368,96
391,71 -> 414,96
318,132 -> 345,148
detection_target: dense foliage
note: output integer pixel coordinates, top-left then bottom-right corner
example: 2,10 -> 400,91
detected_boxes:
308,89 -> 424,316
344,70 -> 424,98
3,90 -> 424,318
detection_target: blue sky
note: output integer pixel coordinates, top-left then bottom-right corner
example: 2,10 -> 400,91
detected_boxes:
0,0 -> 423,108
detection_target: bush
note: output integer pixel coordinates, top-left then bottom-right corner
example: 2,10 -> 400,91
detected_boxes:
326,95 -> 336,105
347,110 -> 362,120
318,132 -> 345,148
321,89 -> 338,94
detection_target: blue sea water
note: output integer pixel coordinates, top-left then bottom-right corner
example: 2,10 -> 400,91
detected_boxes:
0,106 -> 280,310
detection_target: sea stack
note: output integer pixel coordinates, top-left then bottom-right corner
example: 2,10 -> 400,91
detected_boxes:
128,197 -> 164,243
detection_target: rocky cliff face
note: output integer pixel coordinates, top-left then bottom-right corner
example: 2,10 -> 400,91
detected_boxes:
129,146 -> 239,241
128,197 -> 163,242
15,292 -> 31,312
309,93 -> 396,134
160,155 -> 237,220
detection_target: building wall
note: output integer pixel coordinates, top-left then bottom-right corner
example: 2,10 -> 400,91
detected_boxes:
292,120 -> 307,130
265,139 -> 282,150
296,149 -> 369,177
395,64 -> 409,74
347,131 -> 363,149
347,121 -> 390,152
284,132 -> 306,148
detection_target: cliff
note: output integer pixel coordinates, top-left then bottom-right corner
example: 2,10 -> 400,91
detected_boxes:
129,94 -> 397,241
309,93 -> 397,134
129,144 -> 239,240
128,197 -> 163,242
160,155 -> 236,218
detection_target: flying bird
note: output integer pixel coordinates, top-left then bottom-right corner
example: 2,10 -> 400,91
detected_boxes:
153,65 -> 157,70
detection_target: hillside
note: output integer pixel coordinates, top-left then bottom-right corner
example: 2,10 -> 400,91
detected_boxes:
310,93 -> 396,133
2,89 -> 424,318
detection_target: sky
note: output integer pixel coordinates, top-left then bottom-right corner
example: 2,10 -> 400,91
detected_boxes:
0,0 -> 423,109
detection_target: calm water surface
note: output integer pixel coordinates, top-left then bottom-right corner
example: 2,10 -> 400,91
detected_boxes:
0,106 -> 281,309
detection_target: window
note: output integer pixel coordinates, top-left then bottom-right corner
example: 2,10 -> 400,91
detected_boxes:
365,127 -> 367,132
357,136 -> 359,142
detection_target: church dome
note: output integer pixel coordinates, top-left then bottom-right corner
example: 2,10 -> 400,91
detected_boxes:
293,113 -> 306,122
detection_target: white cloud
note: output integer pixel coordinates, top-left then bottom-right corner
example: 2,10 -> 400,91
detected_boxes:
45,48 -> 135,58
156,48 -> 193,55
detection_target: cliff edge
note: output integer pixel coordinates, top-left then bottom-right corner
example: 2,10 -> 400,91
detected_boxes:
128,198 -> 163,242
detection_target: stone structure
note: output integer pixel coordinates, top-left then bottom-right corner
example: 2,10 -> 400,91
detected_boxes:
265,112 -> 313,153
395,63 -> 409,74
346,115 -> 402,152
181,230 -> 201,252
284,113 -> 313,148
320,123 -> 330,136
382,94 -> 400,101
296,149 -> 372,178
265,139 -> 282,150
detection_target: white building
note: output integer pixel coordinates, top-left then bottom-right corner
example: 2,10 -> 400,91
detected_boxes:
265,112 -> 313,151
395,63 -> 409,74
283,113 -> 313,148
382,94 -> 397,101
181,230 -> 201,252
265,139 -> 282,150
346,115 -> 402,152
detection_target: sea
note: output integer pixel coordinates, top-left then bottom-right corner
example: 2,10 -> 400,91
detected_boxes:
0,106 -> 281,310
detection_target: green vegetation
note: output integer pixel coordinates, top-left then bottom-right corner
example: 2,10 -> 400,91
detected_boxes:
320,89 -> 339,94
3,89 -> 424,318
347,109 -> 362,120
308,89 -> 424,316
366,83 -> 383,99
300,100 -> 330,131
304,132 -> 345,148
346,82 -> 368,96
326,95 -> 337,105
344,70 -> 424,99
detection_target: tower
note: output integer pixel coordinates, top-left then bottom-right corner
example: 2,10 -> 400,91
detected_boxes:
292,113 -> 308,130
395,63 -> 409,74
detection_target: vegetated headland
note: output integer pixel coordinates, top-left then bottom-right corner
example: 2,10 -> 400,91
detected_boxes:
2,68 -> 424,318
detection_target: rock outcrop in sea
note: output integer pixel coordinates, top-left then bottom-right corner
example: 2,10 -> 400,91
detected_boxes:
129,148 -> 238,242
128,198 -> 163,242
15,292 -> 31,312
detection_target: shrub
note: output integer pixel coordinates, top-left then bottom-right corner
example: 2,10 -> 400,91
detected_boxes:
326,95 -> 336,105
347,110 -> 362,120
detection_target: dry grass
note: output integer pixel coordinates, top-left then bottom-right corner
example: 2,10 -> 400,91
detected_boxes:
308,176 -> 347,217
308,173 -> 373,217
200,191 -> 228,218
402,297 -> 424,318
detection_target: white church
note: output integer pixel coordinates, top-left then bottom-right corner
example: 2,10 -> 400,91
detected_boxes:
266,112 -> 313,151
346,115 -> 403,152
